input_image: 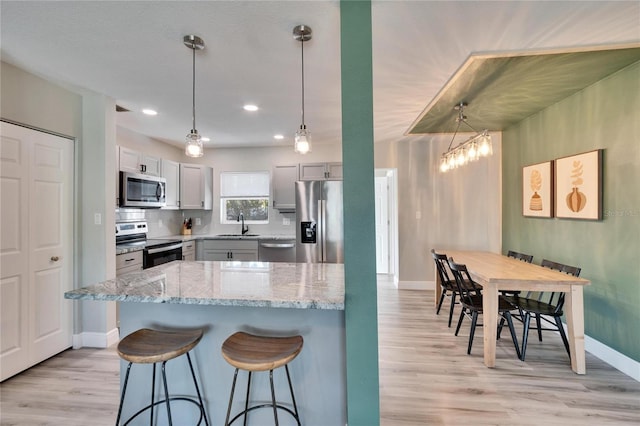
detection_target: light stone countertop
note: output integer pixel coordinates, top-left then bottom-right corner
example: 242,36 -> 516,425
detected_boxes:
65,261 -> 344,310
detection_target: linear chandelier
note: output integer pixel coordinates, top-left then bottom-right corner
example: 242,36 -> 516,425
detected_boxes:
439,102 -> 492,173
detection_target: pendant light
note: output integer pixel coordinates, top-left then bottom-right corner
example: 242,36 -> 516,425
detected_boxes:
293,25 -> 312,154
184,35 -> 205,158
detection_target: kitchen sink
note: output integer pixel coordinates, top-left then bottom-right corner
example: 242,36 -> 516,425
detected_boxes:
216,234 -> 260,237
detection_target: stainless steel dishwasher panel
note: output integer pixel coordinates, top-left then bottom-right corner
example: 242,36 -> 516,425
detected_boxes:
258,239 -> 296,262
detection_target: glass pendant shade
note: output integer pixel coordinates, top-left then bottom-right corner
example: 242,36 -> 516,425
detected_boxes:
185,130 -> 203,157
294,126 -> 311,154
439,156 -> 449,173
478,133 -> 493,157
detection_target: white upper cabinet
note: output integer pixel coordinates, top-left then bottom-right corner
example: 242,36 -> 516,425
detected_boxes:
161,159 -> 180,210
299,162 -> 342,181
119,146 -> 161,176
180,163 -> 213,210
272,164 -> 299,211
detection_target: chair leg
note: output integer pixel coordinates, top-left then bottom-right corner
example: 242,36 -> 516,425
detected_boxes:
243,371 -> 252,426
521,312 -> 532,361
503,312 -> 522,359
285,365 -> 301,425
150,363 -> 156,426
269,370 -> 279,426
161,361 -> 173,426
497,317 -> 506,339
554,316 -> 571,359
185,352 -> 209,426
436,288 -> 447,314
535,313 -> 543,342
467,311 -> 478,355
455,307 -> 465,336
115,362 -> 133,426
448,293 -> 457,328
225,368 -> 239,426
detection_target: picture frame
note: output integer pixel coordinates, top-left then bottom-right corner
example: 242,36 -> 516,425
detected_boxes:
522,161 -> 554,218
554,149 -> 603,220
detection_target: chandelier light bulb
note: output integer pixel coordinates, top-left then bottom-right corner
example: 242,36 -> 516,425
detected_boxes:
478,133 -> 493,157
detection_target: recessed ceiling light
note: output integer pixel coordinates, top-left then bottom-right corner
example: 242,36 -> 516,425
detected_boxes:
142,109 -> 158,116
201,137 -> 210,142
243,104 -> 259,112
274,134 -> 284,140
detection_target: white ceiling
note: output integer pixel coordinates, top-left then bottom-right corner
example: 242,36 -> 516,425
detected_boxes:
2,1 -> 639,150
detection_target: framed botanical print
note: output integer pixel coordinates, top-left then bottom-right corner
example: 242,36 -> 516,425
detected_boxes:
554,149 -> 603,220
523,161 -> 553,218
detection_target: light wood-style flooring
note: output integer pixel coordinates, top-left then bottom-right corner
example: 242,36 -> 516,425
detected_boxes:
2,278 -> 639,425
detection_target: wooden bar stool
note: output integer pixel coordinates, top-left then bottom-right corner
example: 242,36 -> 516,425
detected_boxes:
222,331 -> 303,425
115,328 -> 209,426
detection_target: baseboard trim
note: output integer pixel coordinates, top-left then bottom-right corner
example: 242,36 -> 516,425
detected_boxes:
72,328 -> 120,349
397,280 -> 434,290
584,333 -> 640,382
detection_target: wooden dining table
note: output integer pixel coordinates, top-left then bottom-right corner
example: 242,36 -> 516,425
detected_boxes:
435,250 -> 590,374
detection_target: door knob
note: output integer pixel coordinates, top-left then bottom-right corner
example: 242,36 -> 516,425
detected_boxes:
51,256 -> 60,262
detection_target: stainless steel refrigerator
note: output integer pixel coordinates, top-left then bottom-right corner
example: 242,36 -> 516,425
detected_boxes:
295,180 -> 344,263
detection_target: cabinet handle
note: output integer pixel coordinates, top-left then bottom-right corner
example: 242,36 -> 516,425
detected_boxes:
201,201 -> 204,207
124,258 -> 136,262
51,256 -> 60,262
177,200 -> 180,207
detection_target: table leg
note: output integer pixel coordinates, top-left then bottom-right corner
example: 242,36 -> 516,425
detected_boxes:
483,284 -> 498,368
565,285 -> 586,374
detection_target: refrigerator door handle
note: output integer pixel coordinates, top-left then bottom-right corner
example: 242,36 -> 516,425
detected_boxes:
320,199 -> 327,262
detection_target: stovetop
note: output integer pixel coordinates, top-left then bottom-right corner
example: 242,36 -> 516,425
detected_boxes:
116,221 -> 181,251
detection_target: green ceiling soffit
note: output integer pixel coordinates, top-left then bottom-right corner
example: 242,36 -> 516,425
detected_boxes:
407,44 -> 640,135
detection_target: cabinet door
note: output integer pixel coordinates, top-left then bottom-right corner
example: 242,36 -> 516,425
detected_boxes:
161,159 -> 180,209
326,162 -> 343,180
180,164 -> 213,210
203,249 -> 231,261
141,154 -> 161,177
180,164 -> 204,209
299,163 -> 328,181
273,165 -> 299,211
119,147 -> 141,174
230,250 -> 258,261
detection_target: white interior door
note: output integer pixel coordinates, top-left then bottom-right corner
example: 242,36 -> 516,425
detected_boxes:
375,176 -> 390,274
1,122 -> 73,381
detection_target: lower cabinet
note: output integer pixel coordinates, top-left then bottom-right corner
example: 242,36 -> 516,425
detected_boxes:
116,251 -> 143,276
182,240 -> 196,261
201,240 -> 258,261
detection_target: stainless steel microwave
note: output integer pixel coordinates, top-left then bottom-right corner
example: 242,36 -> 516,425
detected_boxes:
119,172 -> 166,208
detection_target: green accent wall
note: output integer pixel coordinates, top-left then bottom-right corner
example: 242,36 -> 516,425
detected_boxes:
502,61 -> 640,362
341,1 -> 380,424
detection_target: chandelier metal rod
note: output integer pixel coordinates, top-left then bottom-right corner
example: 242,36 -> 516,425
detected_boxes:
191,42 -> 196,131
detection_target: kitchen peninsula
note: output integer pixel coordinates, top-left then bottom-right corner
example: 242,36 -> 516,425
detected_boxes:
65,261 -> 346,425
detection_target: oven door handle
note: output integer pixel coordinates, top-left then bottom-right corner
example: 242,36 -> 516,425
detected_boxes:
146,243 -> 183,255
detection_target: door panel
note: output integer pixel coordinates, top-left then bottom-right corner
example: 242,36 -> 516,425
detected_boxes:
0,122 -> 73,381
0,129 -> 30,380
375,176 -> 389,273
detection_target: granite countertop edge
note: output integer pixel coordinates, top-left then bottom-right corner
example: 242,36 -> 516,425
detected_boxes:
65,292 -> 344,310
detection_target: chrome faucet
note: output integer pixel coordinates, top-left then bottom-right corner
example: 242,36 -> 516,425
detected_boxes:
237,212 -> 249,235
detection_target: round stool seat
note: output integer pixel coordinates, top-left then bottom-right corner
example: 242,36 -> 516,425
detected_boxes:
117,328 -> 203,364
222,331 -> 303,372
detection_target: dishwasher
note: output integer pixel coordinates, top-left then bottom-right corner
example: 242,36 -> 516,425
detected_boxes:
258,239 -> 296,262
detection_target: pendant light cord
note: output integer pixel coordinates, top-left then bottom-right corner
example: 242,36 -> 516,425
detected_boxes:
301,36 -> 305,128
192,43 -> 197,131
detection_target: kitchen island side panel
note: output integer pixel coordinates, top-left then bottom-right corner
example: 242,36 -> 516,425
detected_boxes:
119,302 -> 346,425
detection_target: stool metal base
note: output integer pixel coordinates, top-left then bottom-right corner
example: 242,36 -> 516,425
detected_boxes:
225,365 -> 301,426
116,352 -> 209,426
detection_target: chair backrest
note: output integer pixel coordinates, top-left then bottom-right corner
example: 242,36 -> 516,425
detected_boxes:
431,249 -> 453,285
447,258 -> 482,308
539,259 -> 581,312
507,250 -> 534,263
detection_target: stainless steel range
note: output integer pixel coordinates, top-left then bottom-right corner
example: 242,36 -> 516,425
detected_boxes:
116,221 -> 182,269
